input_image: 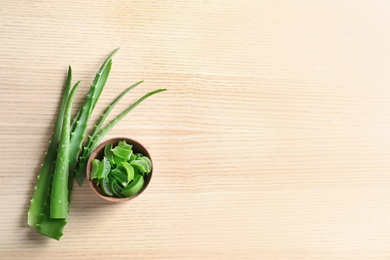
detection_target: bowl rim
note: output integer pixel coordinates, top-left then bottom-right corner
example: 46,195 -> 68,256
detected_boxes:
86,137 -> 153,202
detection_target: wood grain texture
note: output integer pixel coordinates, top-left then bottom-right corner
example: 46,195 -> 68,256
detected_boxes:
1,0 -> 390,259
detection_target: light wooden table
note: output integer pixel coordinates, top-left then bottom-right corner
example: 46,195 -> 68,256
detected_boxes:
1,1 -> 390,259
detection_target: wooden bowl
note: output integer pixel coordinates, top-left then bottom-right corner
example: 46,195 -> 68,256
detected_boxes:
86,137 -> 153,202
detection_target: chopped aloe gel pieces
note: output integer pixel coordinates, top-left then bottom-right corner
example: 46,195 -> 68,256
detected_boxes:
129,153 -> 137,161
90,140 -> 152,198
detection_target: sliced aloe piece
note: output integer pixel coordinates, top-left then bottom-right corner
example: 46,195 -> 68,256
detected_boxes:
121,162 -> 135,183
110,167 -> 128,187
121,175 -> 144,197
90,159 -> 101,180
113,154 -> 124,167
118,140 -> 132,150
96,157 -> 110,179
129,153 -> 137,162
100,177 -> 114,196
104,143 -> 114,165
130,159 -> 149,174
112,146 -> 132,160
137,156 -> 152,173
109,177 -> 123,197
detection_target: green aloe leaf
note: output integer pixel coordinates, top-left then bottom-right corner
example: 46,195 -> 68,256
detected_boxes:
28,66 -> 72,228
69,49 -> 118,194
121,162 -> 135,183
121,175 -> 144,197
97,157 -> 111,179
100,177 -> 114,196
90,159 -> 100,180
112,146 -> 132,160
36,196 -> 67,240
118,140 -> 132,150
130,159 -> 149,174
110,167 -> 128,187
104,143 -> 114,165
137,156 -> 152,173
109,177 -> 124,197
50,81 -> 81,219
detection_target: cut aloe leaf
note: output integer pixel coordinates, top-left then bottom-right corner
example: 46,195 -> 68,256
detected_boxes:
109,177 -> 123,197
100,177 -> 114,196
129,153 -> 137,162
90,159 -> 100,180
112,146 -> 132,160
121,174 -> 144,197
113,154 -> 124,167
130,159 -> 149,174
137,156 -> 152,173
96,157 -> 110,179
110,168 -> 128,187
104,143 -> 114,165
121,162 -> 135,183
118,140 -> 132,150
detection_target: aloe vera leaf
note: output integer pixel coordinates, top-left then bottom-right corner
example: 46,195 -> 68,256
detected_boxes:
69,60 -> 112,168
131,159 -> 149,174
118,140 -> 132,150
113,155 -> 125,167
73,81 -> 144,186
121,162 -> 135,183
129,153 -> 137,162
50,81 -> 81,219
91,88 -> 167,151
90,159 -> 101,180
112,146 -> 132,160
121,174 -> 144,197
100,177 -> 114,196
36,195 -> 67,240
76,89 -> 166,186
70,48 -> 120,131
104,143 -> 114,164
27,66 -> 72,228
91,48 -> 120,110
68,59 -> 113,195
109,177 -> 124,197
137,156 -> 152,173
88,81 -> 143,147
75,81 -> 143,170
96,157 -> 111,179
110,168 -> 128,186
